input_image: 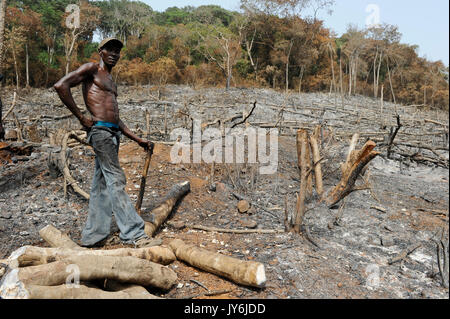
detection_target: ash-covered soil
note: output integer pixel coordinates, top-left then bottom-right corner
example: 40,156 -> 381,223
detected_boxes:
0,85 -> 448,299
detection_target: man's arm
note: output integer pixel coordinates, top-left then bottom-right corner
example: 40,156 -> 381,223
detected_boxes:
53,63 -> 98,128
118,119 -> 153,150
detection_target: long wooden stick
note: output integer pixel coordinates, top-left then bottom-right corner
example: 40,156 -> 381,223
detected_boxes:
188,225 -> 284,234
136,113 -> 154,214
136,143 -> 154,214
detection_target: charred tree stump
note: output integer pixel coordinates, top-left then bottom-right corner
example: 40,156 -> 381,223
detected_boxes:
326,136 -> 380,208
294,129 -> 309,233
310,125 -> 324,197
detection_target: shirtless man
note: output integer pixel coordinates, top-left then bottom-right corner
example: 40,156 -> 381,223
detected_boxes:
54,38 -> 157,248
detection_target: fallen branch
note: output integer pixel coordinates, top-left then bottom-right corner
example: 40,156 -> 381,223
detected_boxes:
230,101 -> 257,129
169,239 -> 266,288
184,289 -> 233,299
388,243 -> 422,265
60,131 -> 90,200
1,91 -> 17,122
188,225 -> 284,234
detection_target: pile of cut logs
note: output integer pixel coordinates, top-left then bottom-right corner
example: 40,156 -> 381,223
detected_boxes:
0,223 -> 266,299
0,180 -> 266,299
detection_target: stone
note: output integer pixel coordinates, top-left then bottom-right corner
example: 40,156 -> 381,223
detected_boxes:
208,182 -> 217,192
0,211 -> 12,219
237,200 -> 250,214
168,221 -> 186,230
381,235 -> 395,247
215,182 -> 227,193
240,219 -> 258,229
5,129 -> 17,141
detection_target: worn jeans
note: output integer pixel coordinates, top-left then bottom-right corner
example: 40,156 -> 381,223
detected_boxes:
81,126 -> 146,246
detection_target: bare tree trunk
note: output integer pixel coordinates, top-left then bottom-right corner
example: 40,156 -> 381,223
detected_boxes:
348,58 -> 353,96
65,29 -> 78,75
0,0 -> 6,72
339,56 -> 344,106
376,51 -> 383,98
387,61 -> 396,105
12,46 -> 19,90
373,49 -> 378,98
285,41 -> 293,94
25,43 -> 30,88
354,57 -> 358,95
329,45 -> 336,94
298,66 -> 304,94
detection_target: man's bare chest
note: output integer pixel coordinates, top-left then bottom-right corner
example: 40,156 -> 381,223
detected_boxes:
92,72 -> 118,97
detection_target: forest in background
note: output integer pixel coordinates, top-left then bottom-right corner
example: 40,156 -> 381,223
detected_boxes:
0,0 -> 448,110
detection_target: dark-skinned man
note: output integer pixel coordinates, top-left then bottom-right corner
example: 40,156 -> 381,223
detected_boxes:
54,38 -> 158,248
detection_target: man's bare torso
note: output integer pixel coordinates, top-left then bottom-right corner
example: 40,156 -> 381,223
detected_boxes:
82,63 -> 119,124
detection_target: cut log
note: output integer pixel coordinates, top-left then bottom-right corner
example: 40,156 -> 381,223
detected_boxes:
0,255 -> 177,298
326,139 -> 380,207
169,239 -> 266,288
0,283 -> 158,299
39,225 -> 82,250
103,280 -> 162,299
144,181 -> 190,237
6,245 -> 176,268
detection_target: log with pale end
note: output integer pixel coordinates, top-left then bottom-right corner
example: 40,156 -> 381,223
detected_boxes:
144,181 -> 190,237
6,245 -> 176,268
39,224 -> 83,250
0,255 -> 177,298
169,239 -> 266,288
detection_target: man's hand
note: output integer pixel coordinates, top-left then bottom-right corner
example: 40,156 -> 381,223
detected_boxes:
80,116 -> 94,130
138,139 -> 154,152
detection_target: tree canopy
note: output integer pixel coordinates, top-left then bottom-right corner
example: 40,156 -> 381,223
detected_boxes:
0,0 -> 447,109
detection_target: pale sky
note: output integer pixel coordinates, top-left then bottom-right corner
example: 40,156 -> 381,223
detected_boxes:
142,0 -> 449,66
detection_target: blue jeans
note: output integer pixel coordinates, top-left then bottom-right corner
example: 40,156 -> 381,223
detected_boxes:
81,127 -> 146,246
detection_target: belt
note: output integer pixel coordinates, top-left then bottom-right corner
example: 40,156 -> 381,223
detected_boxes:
94,121 -> 120,130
